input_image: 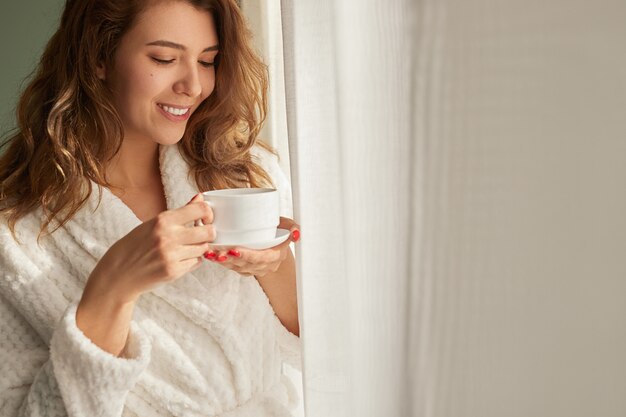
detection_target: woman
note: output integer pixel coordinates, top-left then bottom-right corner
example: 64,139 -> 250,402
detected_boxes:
0,0 -> 301,415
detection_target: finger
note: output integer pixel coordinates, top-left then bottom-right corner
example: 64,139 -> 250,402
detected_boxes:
225,247 -> 261,264
168,199 -> 213,226
278,216 -> 297,230
278,217 -> 301,242
189,194 -> 204,227
188,193 -> 213,226
176,224 -> 216,245
205,249 -> 245,266
188,193 -> 203,204
212,250 -> 229,263
194,195 -> 212,225
177,242 -> 212,262
231,245 -> 283,265
221,249 -> 249,264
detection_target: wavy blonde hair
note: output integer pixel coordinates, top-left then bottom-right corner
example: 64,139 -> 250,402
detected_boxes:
0,0 -> 275,240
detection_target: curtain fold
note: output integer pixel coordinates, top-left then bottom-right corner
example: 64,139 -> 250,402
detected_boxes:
280,0 -> 626,416
280,1 -> 351,416
280,0 -> 416,416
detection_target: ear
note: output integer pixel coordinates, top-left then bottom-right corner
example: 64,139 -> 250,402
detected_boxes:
96,62 -> 106,80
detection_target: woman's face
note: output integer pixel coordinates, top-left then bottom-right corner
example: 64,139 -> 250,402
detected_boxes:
100,1 -> 219,146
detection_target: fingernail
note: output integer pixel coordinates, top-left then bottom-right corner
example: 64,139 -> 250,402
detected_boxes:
292,229 -> 300,242
204,251 -> 216,259
187,194 -> 199,204
216,255 -> 228,262
228,249 -> 241,258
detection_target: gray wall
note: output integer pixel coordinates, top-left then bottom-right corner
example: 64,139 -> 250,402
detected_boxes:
0,1 -> 65,137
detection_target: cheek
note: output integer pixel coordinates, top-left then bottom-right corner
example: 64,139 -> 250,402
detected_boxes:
202,75 -> 216,100
115,64 -> 163,106
111,78 -> 139,113
130,73 -> 163,102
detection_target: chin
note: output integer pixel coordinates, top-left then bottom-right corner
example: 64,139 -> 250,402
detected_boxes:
156,138 -> 184,147
155,132 -> 186,146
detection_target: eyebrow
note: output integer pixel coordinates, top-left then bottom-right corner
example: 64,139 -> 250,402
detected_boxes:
146,40 -> 219,53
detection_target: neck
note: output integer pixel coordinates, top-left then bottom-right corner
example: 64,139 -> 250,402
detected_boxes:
106,138 -> 161,189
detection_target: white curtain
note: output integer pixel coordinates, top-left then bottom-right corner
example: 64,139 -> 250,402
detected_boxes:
250,0 -> 626,416
280,1 -> 415,416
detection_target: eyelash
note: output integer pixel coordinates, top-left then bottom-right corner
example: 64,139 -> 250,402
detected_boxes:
151,57 -> 215,68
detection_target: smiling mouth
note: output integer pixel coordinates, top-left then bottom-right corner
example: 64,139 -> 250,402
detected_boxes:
157,104 -> 191,116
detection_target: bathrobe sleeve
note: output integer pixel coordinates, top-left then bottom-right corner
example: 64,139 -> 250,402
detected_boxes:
250,145 -> 303,372
0,227 -> 152,417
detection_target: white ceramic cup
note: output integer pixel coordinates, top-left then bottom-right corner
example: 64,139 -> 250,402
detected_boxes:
202,188 -> 280,245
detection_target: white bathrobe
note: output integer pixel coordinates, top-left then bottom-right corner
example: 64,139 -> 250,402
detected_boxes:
0,144 -> 301,417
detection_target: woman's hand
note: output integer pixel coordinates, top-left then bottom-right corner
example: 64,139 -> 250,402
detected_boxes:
205,217 -> 301,278
76,193 -> 214,355
206,216 -> 301,336
83,193 -> 215,304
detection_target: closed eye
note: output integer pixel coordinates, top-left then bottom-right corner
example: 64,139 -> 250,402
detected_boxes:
152,57 -> 174,65
151,57 -> 214,68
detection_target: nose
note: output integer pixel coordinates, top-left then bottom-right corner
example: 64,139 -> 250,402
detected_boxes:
174,63 -> 203,98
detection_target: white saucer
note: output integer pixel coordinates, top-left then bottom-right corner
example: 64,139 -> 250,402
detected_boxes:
208,228 -> 291,250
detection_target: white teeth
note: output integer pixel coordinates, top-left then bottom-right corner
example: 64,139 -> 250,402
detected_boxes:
159,104 -> 190,116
